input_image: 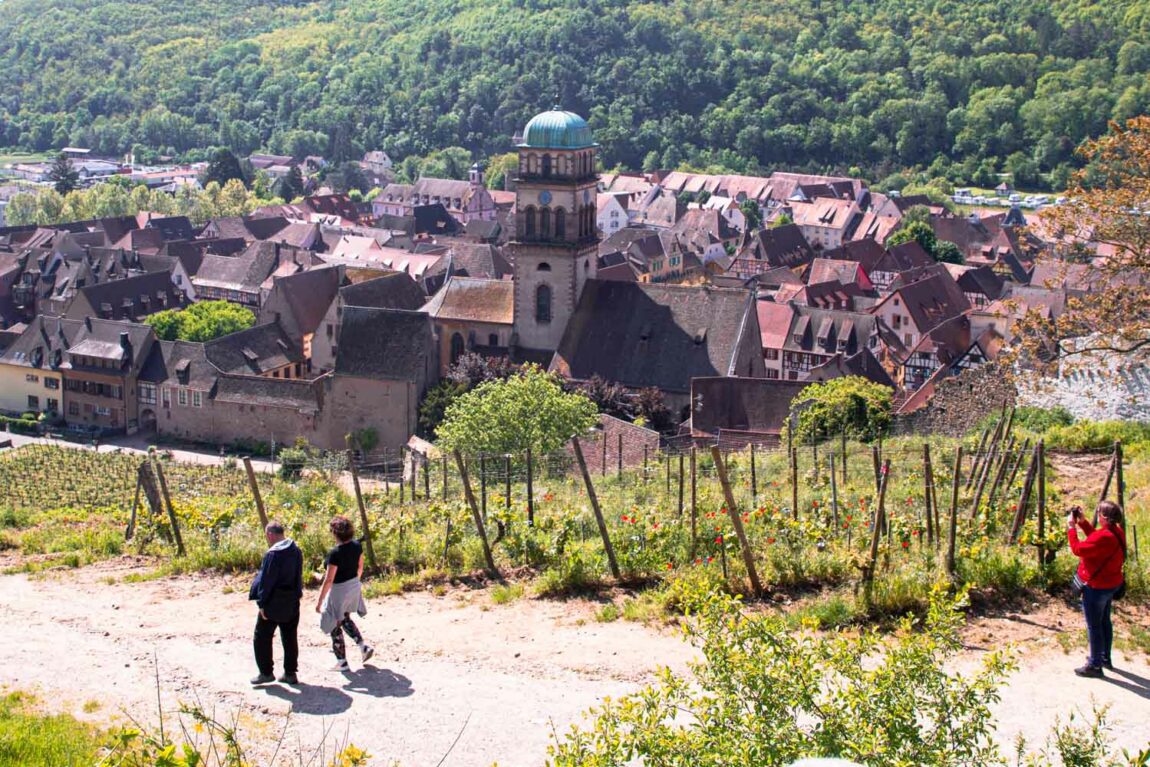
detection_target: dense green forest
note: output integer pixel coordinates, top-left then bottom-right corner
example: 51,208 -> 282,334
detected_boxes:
1,0 -> 1149,185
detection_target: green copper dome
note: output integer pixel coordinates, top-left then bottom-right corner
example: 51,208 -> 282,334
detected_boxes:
519,107 -> 596,149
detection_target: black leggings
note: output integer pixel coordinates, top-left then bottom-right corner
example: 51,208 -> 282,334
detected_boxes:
330,614 -> 364,660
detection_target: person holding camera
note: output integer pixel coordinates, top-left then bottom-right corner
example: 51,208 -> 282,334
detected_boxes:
1067,500 -> 1127,677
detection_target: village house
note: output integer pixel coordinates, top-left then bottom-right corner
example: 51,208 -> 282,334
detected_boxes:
787,198 -> 861,251
373,166 -> 497,224
312,271 -> 427,373
758,301 -> 888,382
728,224 -> 814,278
0,315 -> 71,416
550,281 -> 765,417
421,276 -> 515,373
60,270 -> 186,322
872,267 -> 971,351
191,241 -> 322,308
596,192 -> 628,237
58,318 -> 156,433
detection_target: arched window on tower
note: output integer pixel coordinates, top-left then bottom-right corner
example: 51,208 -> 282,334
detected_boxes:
542,154 -> 552,177
540,207 -> 551,239
537,262 -> 551,271
450,332 -> 465,364
524,206 -> 536,239
536,284 -> 552,323
555,208 -> 566,239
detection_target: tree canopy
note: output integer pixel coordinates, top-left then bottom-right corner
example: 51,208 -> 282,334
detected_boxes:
144,300 -> 257,342
787,376 -> 893,443
1,0 -> 1147,185
435,365 -> 598,455
48,153 -> 78,195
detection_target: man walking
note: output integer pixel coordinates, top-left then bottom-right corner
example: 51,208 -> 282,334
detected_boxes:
249,521 -> 303,686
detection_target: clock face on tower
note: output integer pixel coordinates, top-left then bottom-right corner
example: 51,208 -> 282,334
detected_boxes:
539,190 -> 552,205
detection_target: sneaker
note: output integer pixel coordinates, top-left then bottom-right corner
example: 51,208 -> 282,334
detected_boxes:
1102,660 -> 1114,670
361,645 -> 375,664
278,672 -> 299,685
1073,663 -> 1104,678
250,673 -> 275,686
332,660 -> 350,672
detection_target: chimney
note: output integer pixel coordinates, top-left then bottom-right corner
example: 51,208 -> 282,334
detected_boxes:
119,331 -> 133,365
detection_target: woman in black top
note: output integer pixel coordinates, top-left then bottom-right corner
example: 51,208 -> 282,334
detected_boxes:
315,516 -> 373,671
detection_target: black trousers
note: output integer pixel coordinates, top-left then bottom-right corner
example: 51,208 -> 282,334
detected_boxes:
253,610 -> 299,675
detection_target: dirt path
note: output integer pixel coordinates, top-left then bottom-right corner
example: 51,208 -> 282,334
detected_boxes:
1,561 -> 1148,765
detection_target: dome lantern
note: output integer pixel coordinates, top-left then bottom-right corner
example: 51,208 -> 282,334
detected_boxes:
518,107 -> 596,150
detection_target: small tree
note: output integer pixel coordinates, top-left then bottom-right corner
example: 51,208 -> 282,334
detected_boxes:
576,375 -> 632,421
144,300 -> 256,342
418,380 -> 467,439
739,198 -> 763,231
436,365 -> 598,455
888,220 -> 938,254
275,164 -> 305,201
787,376 -> 893,443
48,153 -> 79,195
203,148 -> 246,189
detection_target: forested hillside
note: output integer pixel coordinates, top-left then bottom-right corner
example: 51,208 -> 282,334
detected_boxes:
2,0 -> 1149,184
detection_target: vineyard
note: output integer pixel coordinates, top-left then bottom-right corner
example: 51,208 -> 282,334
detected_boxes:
0,427 -> 1146,623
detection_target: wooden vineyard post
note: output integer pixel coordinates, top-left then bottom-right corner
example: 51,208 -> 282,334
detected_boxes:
946,447 -> 961,577
504,455 -> 511,514
453,450 -> 499,577
689,446 -> 698,557
243,457 -> 269,529
863,459 -> 892,588
442,454 -> 448,501
126,469 -> 142,540
829,452 -> 840,528
1004,438 -> 1030,500
923,443 -> 934,546
871,444 -> 881,492
1008,445 -> 1040,544
153,461 -> 185,556
985,436 -> 1014,507
571,438 -> 620,579
422,454 -> 431,500
526,446 -> 535,526
665,453 -> 671,494
969,432 -> 999,520
750,443 -> 758,502
710,447 -> 763,596
677,453 -> 685,518
617,433 -> 623,478
409,450 -> 416,500
349,456 -> 378,573
643,445 -> 649,483
1097,445 -> 1117,516
479,455 -> 487,521
399,449 -> 406,504
601,433 -> 607,477
812,439 -> 819,483
1116,440 -> 1125,511
965,426 -> 991,492
841,431 -> 848,485
1036,440 -> 1046,567
789,447 -> 798,520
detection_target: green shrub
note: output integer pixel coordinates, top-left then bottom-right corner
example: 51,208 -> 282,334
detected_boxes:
0,691 -> 98,766
1042,420 -> 1150,453
787,376 -> 893,443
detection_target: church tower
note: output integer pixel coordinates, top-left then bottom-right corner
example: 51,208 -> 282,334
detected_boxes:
510,107 -> 599,354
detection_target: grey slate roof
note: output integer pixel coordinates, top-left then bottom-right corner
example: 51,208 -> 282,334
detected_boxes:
551,281 -> 756,394
690,377 -> 809,437
213,374 -> 323,411
339,272 -> 426,310
334,307 -> 435,381
204,322 -> 303,375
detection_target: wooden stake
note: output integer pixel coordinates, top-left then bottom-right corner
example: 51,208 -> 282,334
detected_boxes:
864,459 -> 892,587
480,455 -> 487,522
1036,440 -> 1046,567
617,433 -> 623,478
710,446 -> 763,596
750,442 -> 757,501
399,450 -> 406,504
969,433 -> 999,520
442,453 -> 448,501
153,461 -> 185,556
665,453 -> 671,494
946,447 -> 961,577
349,456 -> 378,573
601,433 -> 607,476
504,454 -> 511,513
1116,440 -> 1125,511
422,454 -> 430,500
871,444 -> 881,492
1008,445 -> 1040,544
689,446 -> 698,557
243,457 -> 269,529
965,426 -> 991,492
571,438 -> 620,579
986,435 -> 1015,507
526,445 -> 534,526
453,449 -> 499,577
1005,437 -> 1031,497
643,445 -> 649,483
1098,447 -> 1117,513
791,446 -> 799,520
677,452 -> 685,517
841,430 -> 848,485
923,443 -> 934,545
126,470 -> 142,540
829,452 -> 840,528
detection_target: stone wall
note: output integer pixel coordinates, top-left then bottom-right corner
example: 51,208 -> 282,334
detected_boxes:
566,414 -> 661,475
894,363 -> 1017,437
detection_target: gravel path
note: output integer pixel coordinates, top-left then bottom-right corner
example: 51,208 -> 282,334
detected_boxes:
1,561 -> 1147,765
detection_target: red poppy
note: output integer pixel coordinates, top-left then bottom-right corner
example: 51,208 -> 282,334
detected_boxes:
901,541 -> 909,548
706,556 -> 713,563
715,535 -> 724,544
767,537 -> 776,544
652,522 -> 660,530
666,562 -> 673,570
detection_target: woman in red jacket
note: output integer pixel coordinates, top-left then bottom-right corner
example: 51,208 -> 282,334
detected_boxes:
1067,500 -> 1127,677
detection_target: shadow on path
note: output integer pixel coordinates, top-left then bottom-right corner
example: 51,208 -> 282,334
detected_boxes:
1104,667 -> 1150,701
263,682 -> 354,715
342,666 -> 415,699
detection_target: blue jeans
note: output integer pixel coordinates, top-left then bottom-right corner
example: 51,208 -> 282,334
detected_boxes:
1081,585 -> 1117,667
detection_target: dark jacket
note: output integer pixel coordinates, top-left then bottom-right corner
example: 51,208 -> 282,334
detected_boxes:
249,538 -> 304,621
